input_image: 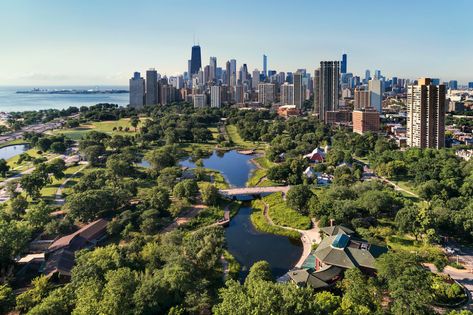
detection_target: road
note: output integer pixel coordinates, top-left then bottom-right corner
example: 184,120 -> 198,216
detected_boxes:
0,121 -> 64,145
0,154 -> 80,203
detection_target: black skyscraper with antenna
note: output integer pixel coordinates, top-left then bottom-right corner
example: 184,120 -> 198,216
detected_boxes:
190,45 -> 202,75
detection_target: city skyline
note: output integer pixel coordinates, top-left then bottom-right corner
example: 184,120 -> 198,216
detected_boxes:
1,0 -> 473,85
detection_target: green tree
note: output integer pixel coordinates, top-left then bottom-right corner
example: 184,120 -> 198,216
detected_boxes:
20,170 -> 50,199
24,200 -> 51,229
0,219 -> 31,273
395,205 -> 421,240
130,116 -> 140,132
286,185 -> 314,215
339,268 -> 381,314
200,183 -> 219,206
0,284 -> 14,314
99,268 -> 138,315
145,147 -> 176,172
16,275 -> 52,313
0,159 -> 10,177
66,189 -> 115,222
83,144 -> 106,166
7,195 -> 28,218
173,179 -> 198,201
245,261 -> 273,284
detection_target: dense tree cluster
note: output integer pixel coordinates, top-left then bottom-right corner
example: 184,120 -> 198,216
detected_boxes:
25,226 -> 226,314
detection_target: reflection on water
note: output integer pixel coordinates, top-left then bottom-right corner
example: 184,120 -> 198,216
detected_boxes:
0,144 -> 29,161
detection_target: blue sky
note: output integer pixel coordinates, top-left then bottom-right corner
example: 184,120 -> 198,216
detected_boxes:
1,0 -> 472,85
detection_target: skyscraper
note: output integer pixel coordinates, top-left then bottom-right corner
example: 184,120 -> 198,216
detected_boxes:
225,61 -> 231,86
209,57 -> 217,82
407,78 -> 446,149
234,85 -> 244,103
190,45 -> 202,75
280,82 -> 294,105
258,83 -> 275,105
252,69 -> 260,89
230,59 -> 237,87
364,70 -> 371,84
129,72 -> 145,108
341,53 -> 347,74
293,72 -> 304,109
368,79 -> 384,113
354,88 -> 370,109
448,80 -> 458,90
210,85 -> 221,108
313,69 -> 320,114
317,61 -> 340,121
263,54 -> 267,78
145,69 -> 158,106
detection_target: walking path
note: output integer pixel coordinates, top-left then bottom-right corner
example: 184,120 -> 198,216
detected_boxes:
161,204 -> 208,233
54,162 -> 88,205
220,186 -> 290,197
261,201 -> 321,268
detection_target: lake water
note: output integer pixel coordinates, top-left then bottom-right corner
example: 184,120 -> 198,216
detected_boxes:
179,150 -> 302,279
0,144 -> 29,160
0,86 -> 129,112
180,150 -> 256,187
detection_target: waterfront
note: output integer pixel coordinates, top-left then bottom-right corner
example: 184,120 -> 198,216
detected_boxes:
0,86 -> 129,112
178,150 -> 303,279
0,144 -> 29,160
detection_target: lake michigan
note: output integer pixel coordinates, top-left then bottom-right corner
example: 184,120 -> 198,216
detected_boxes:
0,86 -> 129,112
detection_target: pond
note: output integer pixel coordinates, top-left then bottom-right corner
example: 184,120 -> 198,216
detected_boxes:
0,144 -> 29,160
180,150 -> 302,279
179,150 -> 256,187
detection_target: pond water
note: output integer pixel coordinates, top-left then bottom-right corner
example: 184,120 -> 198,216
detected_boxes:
180,150 -> 302,279
0,144 -> 29,160
179,150 -> 256,187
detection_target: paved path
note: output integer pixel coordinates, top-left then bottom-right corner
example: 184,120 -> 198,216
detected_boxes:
161,204 -> 208,233
424,263 -> 473,310
54,162 -> 88,205
261,201 -> 321,268
220,186 -> 290,197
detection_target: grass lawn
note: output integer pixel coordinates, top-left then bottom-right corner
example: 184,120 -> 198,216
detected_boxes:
247,168 -> 267,187
263,193 -> 311,230
386,234 -> 446,263
225,124 -> 265,150
40,164 -> 87,202
0,139 -> 28,149
54,118 -> 143,140
6,148 -> 54,173
253,156 -> 274,169
250,199 -> 301,240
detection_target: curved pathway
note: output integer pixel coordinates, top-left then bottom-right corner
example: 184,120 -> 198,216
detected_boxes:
54,162 -> 88,205
261,201 -> 321,268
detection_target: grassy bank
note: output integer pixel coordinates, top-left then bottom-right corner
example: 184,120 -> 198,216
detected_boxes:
262,193 -> 311,230
250,199 -> 301,240
225,124 -> 265,150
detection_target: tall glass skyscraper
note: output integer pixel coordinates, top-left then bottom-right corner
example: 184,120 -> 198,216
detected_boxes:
263,54 -> 267,77
190,45 -> 202,75
341,53 -> 347,74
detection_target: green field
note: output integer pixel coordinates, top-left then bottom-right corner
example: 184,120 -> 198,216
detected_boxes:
225,124 -> 265,150
54,118 -> 141,140
250,199 -> 301,240
263,193 -> 311,229
40,164 -> 87,201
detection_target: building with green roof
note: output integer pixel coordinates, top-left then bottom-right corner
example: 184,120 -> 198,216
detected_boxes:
286,225 -> 387,289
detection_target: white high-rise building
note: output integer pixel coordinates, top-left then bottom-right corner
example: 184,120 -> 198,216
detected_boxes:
368,79 -> 384,113
210,86 -> 221,108
280,82 -> 294,105
258,83 -> 275,105
129,72 -> 145,108
252,69 -> 260,89
193,94 -> 207,108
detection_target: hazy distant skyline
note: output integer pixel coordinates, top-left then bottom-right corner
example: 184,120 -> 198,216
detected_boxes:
1,0 -> 472,85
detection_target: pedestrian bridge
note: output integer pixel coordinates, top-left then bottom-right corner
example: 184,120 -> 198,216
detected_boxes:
219,186 -> 290,197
